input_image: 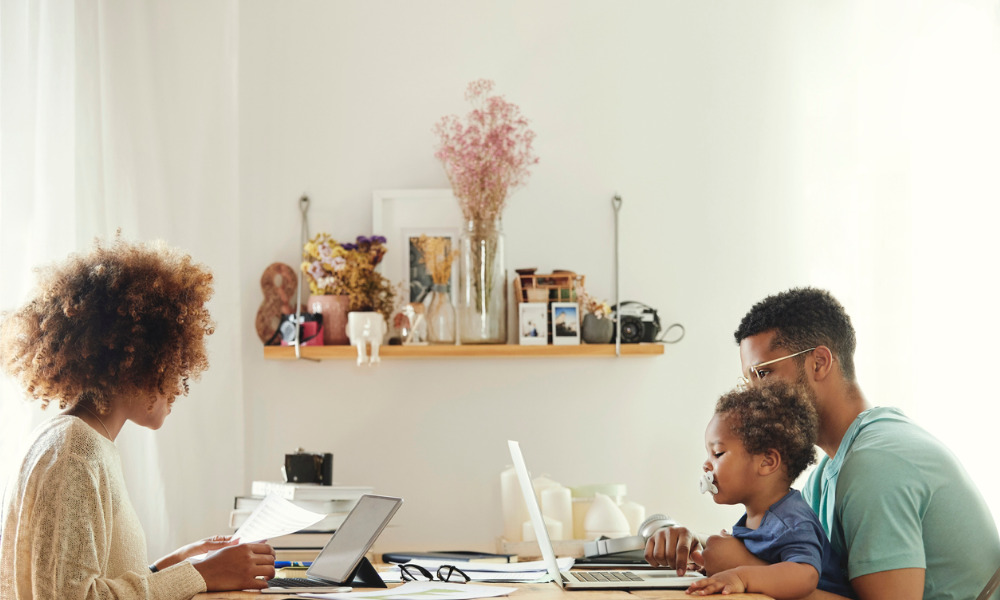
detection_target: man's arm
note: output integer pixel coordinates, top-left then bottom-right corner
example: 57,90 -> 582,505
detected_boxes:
835,449 -> 929,600
850,568 -> 924,600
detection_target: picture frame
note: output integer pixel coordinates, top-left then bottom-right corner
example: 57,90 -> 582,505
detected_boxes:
402,227 -> 458,304
372,189 -> 463,298
518,302 -> 548,346
551,302 -> 581,345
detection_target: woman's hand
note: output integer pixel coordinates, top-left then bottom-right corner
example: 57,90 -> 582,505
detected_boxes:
153,535 -> 239,570
191,542 -> 276,591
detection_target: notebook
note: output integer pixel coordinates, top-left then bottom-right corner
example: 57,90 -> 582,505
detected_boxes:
507,440 -> 705,590
263,494 -> 402,594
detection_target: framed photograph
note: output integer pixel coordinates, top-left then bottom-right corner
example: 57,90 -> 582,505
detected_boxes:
551,302 -> 581,345
519,303 -> 548,346
372,189 -> 463,297
402,228 -> 458,304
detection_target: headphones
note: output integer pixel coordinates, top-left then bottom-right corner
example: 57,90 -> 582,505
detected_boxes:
582,514 -> 678,557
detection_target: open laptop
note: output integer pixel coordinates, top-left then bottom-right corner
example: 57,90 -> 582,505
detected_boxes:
507,440 -> 705,590
263,494 -> 402,594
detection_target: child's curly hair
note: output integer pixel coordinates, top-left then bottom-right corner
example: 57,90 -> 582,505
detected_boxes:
0,237 -> 215,414
716,380 -> 818,483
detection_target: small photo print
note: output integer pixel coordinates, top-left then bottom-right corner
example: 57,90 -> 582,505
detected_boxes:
403,228 -> 458,304
519,303 -> 548,346
551,302 -> 580,345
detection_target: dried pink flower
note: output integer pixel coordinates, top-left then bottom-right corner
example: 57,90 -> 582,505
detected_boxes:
433,80 -> 539,224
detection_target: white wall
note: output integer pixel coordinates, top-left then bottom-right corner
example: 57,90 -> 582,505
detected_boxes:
238,0 -> 1000,553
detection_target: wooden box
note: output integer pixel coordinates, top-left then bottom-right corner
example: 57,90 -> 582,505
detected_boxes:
513,271 -> 584,305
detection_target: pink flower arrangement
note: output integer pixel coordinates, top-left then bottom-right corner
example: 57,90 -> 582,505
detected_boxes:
433,80 -> 539,224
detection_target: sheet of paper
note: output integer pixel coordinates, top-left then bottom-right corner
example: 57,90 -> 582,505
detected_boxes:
230,492 -> 327,543
189,492 -> 326,561
302,581 -> 518,600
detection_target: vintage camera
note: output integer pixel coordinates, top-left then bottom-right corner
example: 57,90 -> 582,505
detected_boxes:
283,449 -> 333,485
612,301 -> 661,343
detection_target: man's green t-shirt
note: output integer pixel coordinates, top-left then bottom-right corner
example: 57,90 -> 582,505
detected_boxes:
803,407 -> 1000,600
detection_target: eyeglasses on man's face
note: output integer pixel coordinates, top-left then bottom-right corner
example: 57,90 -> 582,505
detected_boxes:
739,347 -> 816,388
399,563 -> 471,583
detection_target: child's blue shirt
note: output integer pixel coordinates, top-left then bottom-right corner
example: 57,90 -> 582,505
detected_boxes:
731,489 -> 855,598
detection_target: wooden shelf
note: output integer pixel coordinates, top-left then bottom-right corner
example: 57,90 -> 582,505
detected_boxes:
263,343 -> 664,360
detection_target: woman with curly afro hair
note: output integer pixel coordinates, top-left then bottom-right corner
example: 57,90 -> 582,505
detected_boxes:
0,238 -> 275,599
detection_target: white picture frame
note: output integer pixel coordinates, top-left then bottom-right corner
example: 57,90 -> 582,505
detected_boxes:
519,303 -> 548,346
551,302 -> 581,345
372,189 -> 463,296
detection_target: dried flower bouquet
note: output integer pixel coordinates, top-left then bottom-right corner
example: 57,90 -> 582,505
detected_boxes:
301,233 -> 396,321
433,80 -> 538,335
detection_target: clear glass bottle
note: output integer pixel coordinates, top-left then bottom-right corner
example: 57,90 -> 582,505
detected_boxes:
458,218 -> 507,344
425,283 -> 456,344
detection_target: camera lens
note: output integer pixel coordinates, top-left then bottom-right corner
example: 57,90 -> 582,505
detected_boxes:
620,317 -> 642,343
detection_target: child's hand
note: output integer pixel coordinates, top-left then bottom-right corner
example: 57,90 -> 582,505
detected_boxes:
686,568 -> 747,596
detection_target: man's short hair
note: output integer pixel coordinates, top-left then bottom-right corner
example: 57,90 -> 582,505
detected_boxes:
734,287 -> 857,381
716,380 -> 818,483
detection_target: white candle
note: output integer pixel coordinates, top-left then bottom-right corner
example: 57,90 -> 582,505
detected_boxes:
500,466 -> 526,542
541,485 -> 573,541
523,515 -> 563,542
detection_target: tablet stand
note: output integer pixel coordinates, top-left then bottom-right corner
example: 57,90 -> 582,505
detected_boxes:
345,557 -> 386,588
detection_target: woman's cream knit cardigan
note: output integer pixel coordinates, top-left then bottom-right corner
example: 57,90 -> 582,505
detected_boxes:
1,416 -> 206,599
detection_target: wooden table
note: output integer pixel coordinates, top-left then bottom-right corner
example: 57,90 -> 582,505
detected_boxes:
193,581 -> 772,599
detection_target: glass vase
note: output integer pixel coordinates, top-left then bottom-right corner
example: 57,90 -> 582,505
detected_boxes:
426,284 -> 456,344
458,218 -> 507,344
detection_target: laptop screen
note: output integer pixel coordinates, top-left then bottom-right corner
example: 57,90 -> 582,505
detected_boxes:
308,494 -> 402,582
507,440 -> 565,588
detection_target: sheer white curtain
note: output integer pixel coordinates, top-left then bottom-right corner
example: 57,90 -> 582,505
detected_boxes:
1,0 -> 243,557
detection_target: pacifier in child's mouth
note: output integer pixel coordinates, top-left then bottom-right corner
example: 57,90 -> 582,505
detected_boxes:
699,470 -> 718,495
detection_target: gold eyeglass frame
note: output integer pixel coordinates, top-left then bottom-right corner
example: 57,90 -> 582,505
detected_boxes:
739,347 -> 816,387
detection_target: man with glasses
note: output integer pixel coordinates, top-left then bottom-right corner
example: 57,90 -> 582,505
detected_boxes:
645,288 -> 1000,600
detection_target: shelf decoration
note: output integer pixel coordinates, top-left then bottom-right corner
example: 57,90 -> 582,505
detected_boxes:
514,271 -> 584,345
255,262 -> 304,344
301,233 -> 397,345
263,343 -> 664,360
412,234 -> 456,344
579,287 -> 614,344
434,79 -> 539,344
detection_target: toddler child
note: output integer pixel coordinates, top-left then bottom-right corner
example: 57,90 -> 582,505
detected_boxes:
686,380 -> 855,599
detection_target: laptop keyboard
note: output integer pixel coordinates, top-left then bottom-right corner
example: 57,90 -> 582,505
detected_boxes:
571,571 -> 643,582
268,577 -> 331,588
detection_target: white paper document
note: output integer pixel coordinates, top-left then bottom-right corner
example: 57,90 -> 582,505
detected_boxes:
302,581 -> 517,600
230,492 -> 327,543
189,492 -> 326,561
